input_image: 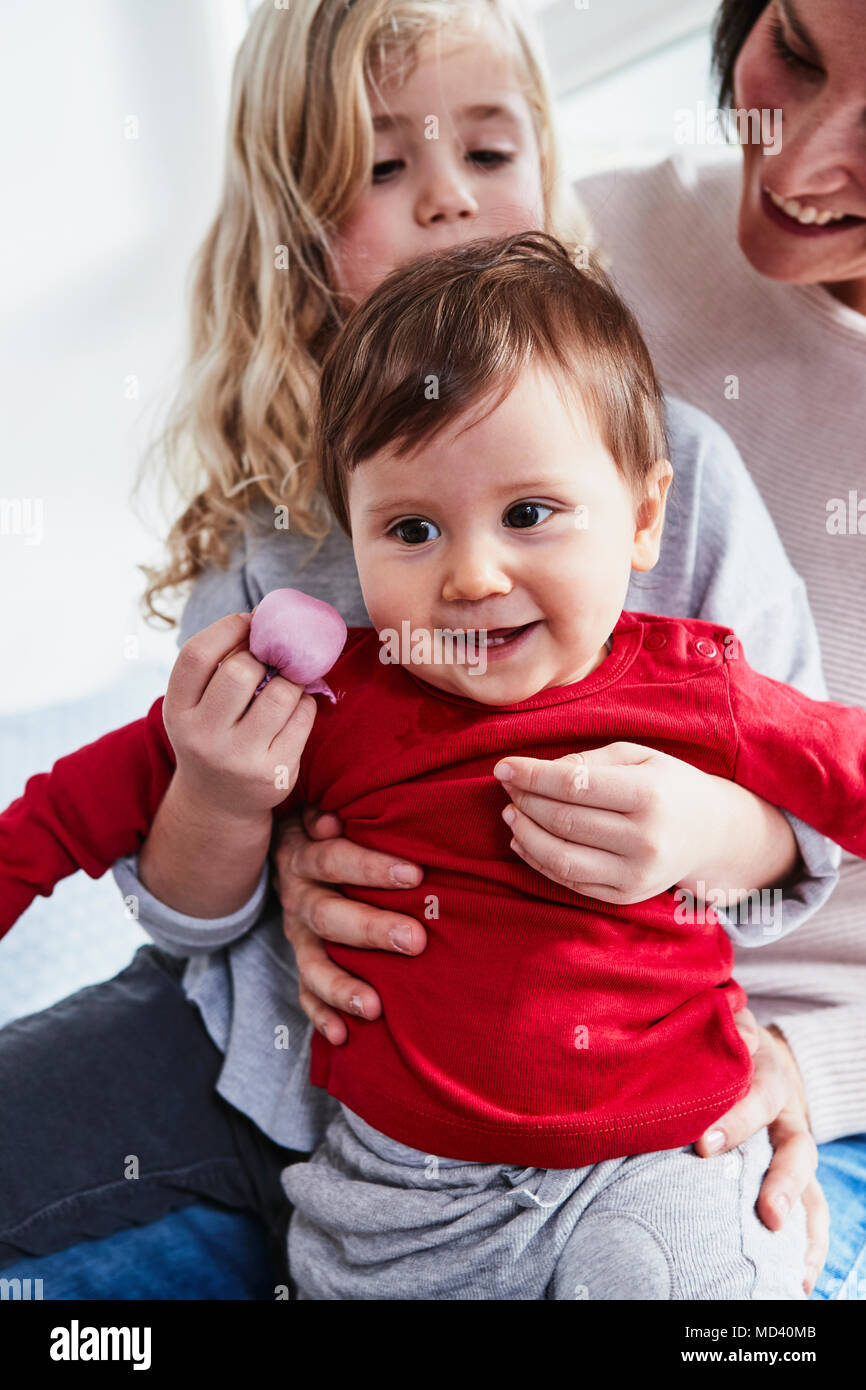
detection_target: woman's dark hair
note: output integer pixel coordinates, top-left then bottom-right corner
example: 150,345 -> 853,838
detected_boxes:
712,0 -> 770,108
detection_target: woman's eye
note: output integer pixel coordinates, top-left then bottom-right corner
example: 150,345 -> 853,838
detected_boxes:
769,20 -> 821,75
391,518 -> 440,544
504,502 -> 554,529
372,159 -> 404,183
468,150 -> 514,171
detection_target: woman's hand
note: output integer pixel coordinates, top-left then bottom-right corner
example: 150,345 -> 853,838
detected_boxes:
272,807 -> 426,1044
694,1009 -> 828,1297
493,743 -> 798,906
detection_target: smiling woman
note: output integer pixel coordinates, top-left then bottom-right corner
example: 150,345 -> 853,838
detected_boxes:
575,0 -> 866,1302
722,0 -> 866,309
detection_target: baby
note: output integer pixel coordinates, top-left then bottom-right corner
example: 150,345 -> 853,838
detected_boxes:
3,233 -> 865,1300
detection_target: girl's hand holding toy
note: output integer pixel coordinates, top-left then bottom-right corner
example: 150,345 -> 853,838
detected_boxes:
161,589 -> 346,825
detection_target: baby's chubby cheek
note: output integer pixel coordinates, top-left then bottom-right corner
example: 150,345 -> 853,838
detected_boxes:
351,552 -> 396,621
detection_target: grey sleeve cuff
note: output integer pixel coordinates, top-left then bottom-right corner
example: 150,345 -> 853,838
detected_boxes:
714,811 -> 842,948
112,853 -> 270,957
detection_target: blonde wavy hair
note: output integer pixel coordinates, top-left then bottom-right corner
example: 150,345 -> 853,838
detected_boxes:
138,0 -> 591,625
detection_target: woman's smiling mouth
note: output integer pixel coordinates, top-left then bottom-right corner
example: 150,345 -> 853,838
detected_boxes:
762,185 -> 866,236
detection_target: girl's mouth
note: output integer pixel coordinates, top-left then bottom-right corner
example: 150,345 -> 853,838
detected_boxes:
761,186 -> 866,238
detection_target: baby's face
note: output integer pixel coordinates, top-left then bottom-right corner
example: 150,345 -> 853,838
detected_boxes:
347,363 -> 672,706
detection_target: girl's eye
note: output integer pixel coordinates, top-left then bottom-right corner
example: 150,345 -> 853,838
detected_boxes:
391,517 -> 440,544
504,502 -> 554,529
468,150 -> 514,171
769,19 -> 821,75
372,159 -> 404,184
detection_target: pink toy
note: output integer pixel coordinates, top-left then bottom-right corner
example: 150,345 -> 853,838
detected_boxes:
249,588 -> 347,705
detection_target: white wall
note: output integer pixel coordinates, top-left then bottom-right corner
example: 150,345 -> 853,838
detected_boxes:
0,0 -> 250,714
537,0 -> 718,94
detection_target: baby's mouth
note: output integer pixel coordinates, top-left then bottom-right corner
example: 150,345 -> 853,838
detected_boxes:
476,620 -> 539,648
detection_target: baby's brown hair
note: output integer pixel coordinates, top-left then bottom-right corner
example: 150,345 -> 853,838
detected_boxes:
316,231 -> 668,534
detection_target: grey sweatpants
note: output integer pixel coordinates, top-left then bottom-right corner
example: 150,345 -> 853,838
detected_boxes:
283,1106 -> 808,1300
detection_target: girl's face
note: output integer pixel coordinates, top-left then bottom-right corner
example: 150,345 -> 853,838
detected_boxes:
733,0 -> 866,312
331,32 -> 546,306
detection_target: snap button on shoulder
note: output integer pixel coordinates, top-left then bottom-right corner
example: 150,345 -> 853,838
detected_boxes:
644,631 -> 666,651
695,638 -> 717,658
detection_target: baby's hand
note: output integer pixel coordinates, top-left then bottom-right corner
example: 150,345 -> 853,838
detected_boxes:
493,743 -> 715,905
163,612 -> 317,824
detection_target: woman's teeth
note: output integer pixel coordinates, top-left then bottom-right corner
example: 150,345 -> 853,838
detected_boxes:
765,186 -> 851,226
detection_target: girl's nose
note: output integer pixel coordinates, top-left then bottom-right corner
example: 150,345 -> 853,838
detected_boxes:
415,162 -> 480,225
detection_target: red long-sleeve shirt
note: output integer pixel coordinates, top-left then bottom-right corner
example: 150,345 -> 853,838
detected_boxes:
1,610 -> 864,1167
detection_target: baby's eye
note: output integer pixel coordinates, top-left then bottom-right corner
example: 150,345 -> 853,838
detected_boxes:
504,502 -> 554,529
391,517 -> 440,545
468,150 -> 514,171
372,159 -> 404,183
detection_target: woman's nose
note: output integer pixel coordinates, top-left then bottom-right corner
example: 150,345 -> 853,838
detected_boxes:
775,99 -> 864,197
415,160 -> 480,225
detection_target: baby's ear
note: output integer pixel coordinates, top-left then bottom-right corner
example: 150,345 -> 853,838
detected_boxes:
631,460 -> 673,572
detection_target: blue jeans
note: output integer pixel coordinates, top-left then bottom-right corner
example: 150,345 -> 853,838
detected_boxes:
811,1133 -> 866,1300
5,1135 -> 864,1300
0,948 -> 301,1299
1,1203 -> 275,1300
